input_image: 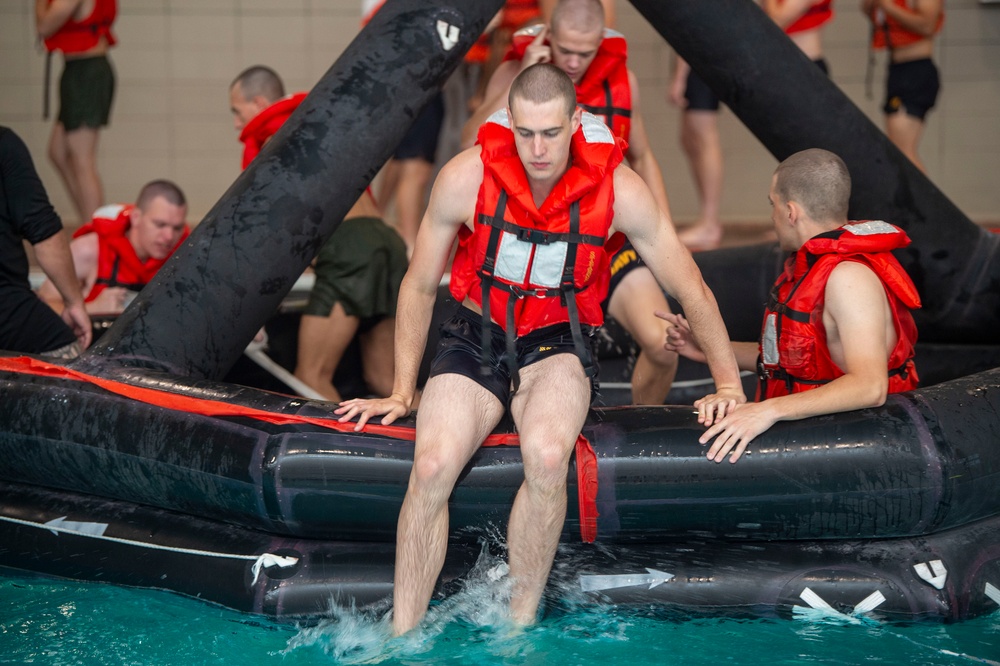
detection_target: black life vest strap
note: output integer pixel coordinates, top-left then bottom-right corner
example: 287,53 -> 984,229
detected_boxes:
94,257 -> 144,292
479,190 -> 508,376
562,200 -> 596,378
580,80 -> 632,132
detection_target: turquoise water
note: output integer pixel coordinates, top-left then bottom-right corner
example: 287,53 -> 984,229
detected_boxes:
2,573 -> 998,665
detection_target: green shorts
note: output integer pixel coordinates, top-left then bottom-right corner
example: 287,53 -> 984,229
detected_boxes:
304,216 -> 408,329
58,55 -> 115,130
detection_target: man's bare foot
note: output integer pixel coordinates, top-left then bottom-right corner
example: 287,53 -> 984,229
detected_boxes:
678,221 -> 723,252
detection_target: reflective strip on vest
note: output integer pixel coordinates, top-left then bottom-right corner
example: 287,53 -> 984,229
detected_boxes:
762,313 -> 779,365
494,231 -> 568,289
93,204 -> 126,220
843,220 -> 900,236
580,113 -> 615,144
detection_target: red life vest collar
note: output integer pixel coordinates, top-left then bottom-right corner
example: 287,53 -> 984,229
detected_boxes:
238,92 -> 308,169
478,109 -> 624,226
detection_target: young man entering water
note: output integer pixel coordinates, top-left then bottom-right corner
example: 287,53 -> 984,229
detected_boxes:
336,63 -> 744,634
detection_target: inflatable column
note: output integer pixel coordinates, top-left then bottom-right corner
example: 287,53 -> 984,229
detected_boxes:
627,0 -> 1000,343
79,0 -> 505,378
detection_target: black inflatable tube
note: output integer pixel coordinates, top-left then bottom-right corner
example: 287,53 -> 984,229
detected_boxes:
2,359 -> 998,544
625,0 -> 1000,343
2,480 -> 998,623
79,0 -> 505,379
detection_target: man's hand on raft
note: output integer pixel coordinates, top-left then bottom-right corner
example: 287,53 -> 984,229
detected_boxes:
697,400 -> 777,464
335,393 -> 411,431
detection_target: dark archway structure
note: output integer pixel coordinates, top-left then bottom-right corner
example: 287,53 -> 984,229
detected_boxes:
627,0 -> 1000,345
78,0 -> 505,379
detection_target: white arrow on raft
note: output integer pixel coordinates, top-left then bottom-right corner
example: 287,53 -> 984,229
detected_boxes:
45,516 -> 108,537
580,568 -> 674,592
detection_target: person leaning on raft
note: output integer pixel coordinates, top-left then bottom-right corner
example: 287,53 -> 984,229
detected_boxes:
37,180 -> 189,316
336,63 -> 745,634
662,148 -> 921,464
229,65 -> 409,403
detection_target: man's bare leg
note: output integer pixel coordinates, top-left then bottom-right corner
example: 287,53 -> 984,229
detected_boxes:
294,303 -> 360,402
506,354 -> 591,624
393,373 -> 505,635
394,158 -> 434,254
607,267 -> 679,405
47,123 -> 84,223
677,109 -> 724,251
886,111 -> 927,174
65,126 -> 103,221
360,316 -> 396,398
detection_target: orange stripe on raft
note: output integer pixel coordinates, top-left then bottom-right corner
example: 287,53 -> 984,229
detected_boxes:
0,355 -> 598,542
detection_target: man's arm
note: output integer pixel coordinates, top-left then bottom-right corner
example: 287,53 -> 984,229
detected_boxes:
35,0 -> 81,39
623,69 -> 670,214
32,230 -> 92,348
337,147 -> 482,428
37,233 -> 96,311
698,261 -> 895,463
612,167 -> 746,419
660,311 -> 759,371
874,0 -> 942,36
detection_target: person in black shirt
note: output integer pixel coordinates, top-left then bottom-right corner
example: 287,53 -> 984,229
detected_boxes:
0,126 -> 90,357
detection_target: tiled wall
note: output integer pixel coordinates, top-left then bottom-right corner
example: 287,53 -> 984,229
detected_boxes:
2,1 -> 998,228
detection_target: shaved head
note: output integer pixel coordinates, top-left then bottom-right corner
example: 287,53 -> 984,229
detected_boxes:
551,0 -> 605,37
509,63 -> 578,119
773,148 -> 851,223
230,65 -> 285,104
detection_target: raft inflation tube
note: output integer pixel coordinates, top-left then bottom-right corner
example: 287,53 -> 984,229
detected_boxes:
1,355 -> 999,621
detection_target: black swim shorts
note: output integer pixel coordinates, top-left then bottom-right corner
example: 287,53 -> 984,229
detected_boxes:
427,306 -> 600,405
393,92 -> 444,163
884,58 -> 940,120
58,55 -> 115,130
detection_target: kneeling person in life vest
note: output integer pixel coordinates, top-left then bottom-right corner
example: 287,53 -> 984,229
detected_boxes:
336,63 -> 745,635
38,179 -> 189,316
662,148 -> 921,464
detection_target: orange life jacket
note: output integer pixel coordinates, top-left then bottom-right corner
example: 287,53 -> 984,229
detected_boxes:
238,93 -> 308,169
785,0 -> 834,34
507,25 -> 632,143
870,0 -> 944,50
759,221 -> 921,399
74,204 -> 190,302
43,0 -> 117,54
450,109 -> 624,374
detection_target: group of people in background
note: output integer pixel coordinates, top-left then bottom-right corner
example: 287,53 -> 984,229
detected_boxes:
3,0 -> 933,637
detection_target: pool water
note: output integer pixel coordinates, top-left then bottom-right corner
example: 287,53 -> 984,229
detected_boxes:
2,572 -> 998,665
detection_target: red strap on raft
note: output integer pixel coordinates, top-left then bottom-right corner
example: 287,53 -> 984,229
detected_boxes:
0,356 -> 599,542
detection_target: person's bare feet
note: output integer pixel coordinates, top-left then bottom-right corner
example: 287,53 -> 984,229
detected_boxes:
678,220 -> 723,252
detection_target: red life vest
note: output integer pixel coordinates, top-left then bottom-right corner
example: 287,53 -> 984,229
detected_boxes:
758,221 -> 921,399
74,204 -> 190,302
238,93 -> 308,169
43,0 -> 117,54
785,0 -> 834,34
450,108 -> 625,348
507,26 -> 632,143
870,0 -> 944,50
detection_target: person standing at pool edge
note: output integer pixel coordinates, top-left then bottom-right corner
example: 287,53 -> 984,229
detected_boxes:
337,63 -> 744,634
36,0 -> 117,224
